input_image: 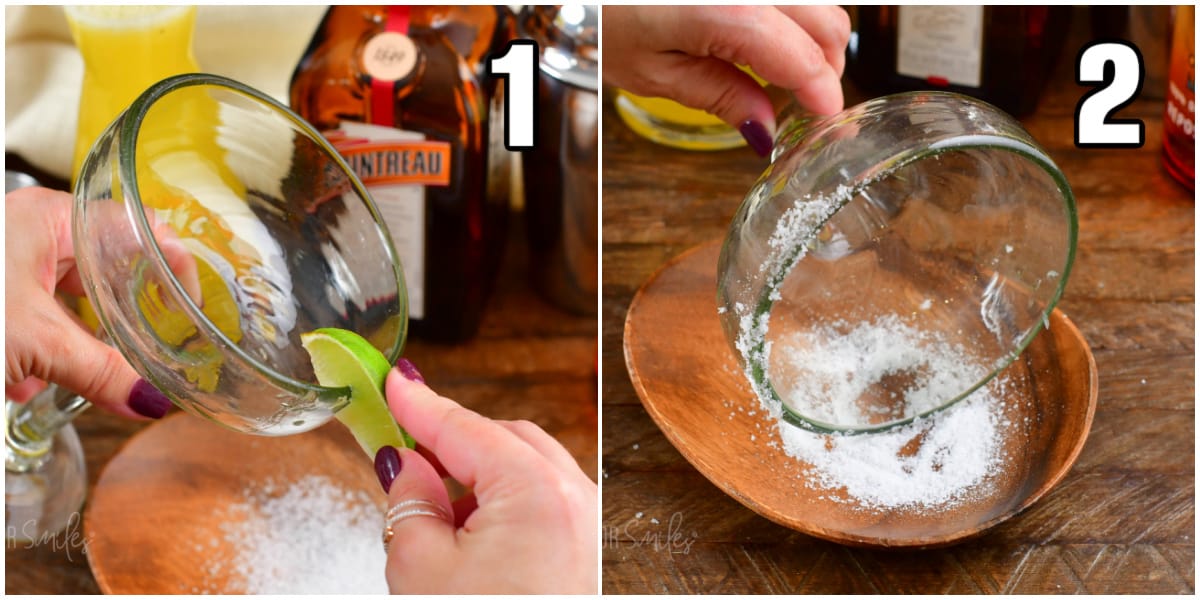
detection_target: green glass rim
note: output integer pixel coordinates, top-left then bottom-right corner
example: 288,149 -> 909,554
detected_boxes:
752,129 -> 1078,435
112,72 -> 407,404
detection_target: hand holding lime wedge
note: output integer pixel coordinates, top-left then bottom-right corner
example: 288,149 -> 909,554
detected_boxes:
301,328 -> 415,457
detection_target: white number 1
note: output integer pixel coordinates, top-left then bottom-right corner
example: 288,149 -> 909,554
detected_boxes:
487,40 -> 538,150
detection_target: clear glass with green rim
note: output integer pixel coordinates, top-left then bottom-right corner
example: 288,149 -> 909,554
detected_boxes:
7,73 -> 407,540
717,91 -> 1076,434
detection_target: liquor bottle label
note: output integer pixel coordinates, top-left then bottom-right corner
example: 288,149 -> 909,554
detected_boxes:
896,6 -> 984,88
325,121 -> 452,320
1165,13 -> 1195,140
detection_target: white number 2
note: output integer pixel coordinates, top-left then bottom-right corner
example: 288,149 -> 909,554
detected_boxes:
487,40 -> 538,150
1075,41 -> 1145,148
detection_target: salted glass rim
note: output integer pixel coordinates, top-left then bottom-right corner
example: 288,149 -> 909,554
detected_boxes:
750,95 -> 1078,434
116,72 -> 407,402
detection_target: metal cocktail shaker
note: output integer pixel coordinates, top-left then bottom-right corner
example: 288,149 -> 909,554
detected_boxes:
519,5 -> 598,315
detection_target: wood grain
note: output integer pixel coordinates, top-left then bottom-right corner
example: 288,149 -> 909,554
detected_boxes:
602,6 -> 1193,593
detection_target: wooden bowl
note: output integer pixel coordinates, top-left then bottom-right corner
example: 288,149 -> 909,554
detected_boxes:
623,240 -> 1097,548
83,414 -> 386,593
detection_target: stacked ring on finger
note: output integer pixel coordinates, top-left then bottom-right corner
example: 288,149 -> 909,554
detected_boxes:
381,499 -> 453,550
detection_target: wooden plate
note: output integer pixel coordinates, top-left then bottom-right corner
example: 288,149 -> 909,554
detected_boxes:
623,240 -> 1097,548
84,413 -> 386,593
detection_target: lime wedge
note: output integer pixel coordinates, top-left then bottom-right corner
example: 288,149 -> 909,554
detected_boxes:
300,328 -> 414,457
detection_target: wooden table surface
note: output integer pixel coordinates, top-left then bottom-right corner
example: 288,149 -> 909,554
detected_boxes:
5,217 -> 598,594
601,10 -> 1194,595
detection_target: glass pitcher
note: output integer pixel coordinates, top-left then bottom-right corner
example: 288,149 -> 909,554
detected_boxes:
66,5 -> 200,184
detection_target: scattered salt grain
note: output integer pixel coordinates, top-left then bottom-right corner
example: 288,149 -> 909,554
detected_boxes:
918,298 -> 932,311
198,475 -> 388,594
777,381 -> 1008,510
754,314 -> 1011,510
1005,244 -> 1014,254
635,512 -> 644,519
650,518 -> 660,525
774,314 -> 987,426
632,443 -> 639,451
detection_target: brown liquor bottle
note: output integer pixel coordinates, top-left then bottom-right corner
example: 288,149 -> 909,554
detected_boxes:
427,5 -> 515,87
426,5 -> 516,241
290,6 -> 506,342
846,6 -> 1071,117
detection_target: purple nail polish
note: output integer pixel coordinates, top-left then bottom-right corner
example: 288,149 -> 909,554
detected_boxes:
128,379 -> 171,419
395,358 -> 425,384
374,445 -> 402,492
739,120 -> 773,157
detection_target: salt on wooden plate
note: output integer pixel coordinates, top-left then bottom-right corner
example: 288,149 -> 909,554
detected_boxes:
761,316 -> 1016,511
193,474 -> 388,594
777,382 -> 1012,510
728,182 -> 1023,511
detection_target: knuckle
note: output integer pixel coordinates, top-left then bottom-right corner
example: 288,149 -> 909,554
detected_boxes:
797,36 -> 827,74
443,405 -> 483,432
537,476 -> 594,529
508,419 -> 541,436
709,5 -> 764,28
703,83 -> 744,122
624,69 -> 671,99
79,347 -> 127,401
829,8 -> 852,47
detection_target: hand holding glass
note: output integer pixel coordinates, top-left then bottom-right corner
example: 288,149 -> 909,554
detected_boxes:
6,73 -> 407,539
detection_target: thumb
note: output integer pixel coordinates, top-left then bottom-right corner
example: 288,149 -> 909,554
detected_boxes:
26,305 -> 171,420
647,55 -> 778,157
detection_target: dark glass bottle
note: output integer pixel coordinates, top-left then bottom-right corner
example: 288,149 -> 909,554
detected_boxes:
846,6 -> 1071,117
1090,6 -> 1169,100
290,6 -> 507,342
427,5 -> 515,89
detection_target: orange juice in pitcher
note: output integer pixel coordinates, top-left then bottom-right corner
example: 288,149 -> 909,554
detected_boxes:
66,5 -> 200,184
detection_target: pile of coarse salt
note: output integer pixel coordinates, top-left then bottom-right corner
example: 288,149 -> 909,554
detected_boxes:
765,317 -> 1014,510
778,384 -> 1010,510
195,475 -> 388,594
776,314 -> 988,426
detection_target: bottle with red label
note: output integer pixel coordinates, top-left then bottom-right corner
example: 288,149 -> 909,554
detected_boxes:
1163,5 -> 1194,190
290,6 -> 508,342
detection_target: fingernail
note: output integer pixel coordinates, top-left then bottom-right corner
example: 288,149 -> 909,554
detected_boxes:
375,445 -> 402,492
739,120 -> 773,157
395,358 -> 425,384
128,379 -> 170,419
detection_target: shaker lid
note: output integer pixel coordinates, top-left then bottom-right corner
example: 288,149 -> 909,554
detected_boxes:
519,5 -> 597,91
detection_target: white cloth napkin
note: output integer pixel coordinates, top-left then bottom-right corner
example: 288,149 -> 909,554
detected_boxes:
5,5 -> 327,180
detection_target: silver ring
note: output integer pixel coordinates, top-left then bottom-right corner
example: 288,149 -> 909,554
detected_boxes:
382,499 -> 452,550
